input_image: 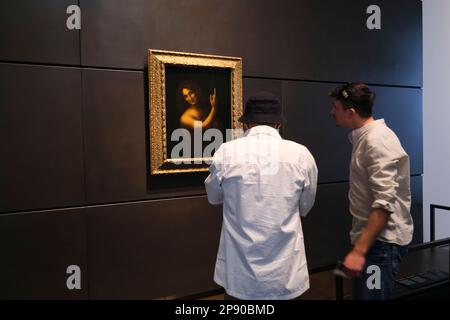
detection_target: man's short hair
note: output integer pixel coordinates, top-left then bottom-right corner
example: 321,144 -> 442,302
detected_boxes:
329,83 -> 376,118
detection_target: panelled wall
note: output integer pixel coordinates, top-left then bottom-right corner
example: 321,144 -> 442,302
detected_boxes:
0,0 -> 423,299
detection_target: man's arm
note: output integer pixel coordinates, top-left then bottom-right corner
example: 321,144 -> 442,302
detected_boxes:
204,163 -> 223,205
204,146 -> 224,205
299,151 -> 318,217
343,208 -> 390,278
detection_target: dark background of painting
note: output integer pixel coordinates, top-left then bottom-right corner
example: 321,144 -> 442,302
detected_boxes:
0,0 -> 422,299
165,65 -> 232,164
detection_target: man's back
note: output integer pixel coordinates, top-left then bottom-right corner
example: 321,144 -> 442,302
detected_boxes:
205,125 -> 318,300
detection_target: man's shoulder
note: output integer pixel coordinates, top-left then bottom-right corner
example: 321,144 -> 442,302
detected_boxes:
365,124 -> 401,147
217,136 -> 245,150
278,139 -> 316,166
212,136 -> 246,159
281,138 -> 311,154
363,124 -> 408,158
214,136 -> 312,157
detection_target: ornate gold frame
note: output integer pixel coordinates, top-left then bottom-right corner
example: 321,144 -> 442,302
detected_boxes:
148,49 -> 243,175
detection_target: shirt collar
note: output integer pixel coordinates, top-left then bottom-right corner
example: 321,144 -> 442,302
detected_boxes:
348,119 -> 385,145
245,125 -> 282,139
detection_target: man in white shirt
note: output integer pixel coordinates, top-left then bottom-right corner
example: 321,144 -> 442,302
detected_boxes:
330,83 -> 413,300
204,92 -> 318,300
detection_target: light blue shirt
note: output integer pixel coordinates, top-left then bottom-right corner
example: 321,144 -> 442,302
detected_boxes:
204,125 -> 318,300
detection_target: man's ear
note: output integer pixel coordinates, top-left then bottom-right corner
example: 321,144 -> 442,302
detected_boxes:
348,107 -> 357,117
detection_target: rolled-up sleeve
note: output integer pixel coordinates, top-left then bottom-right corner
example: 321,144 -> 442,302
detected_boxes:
204,148 -> 224,205
366,140 -> 400,213
299,151 -> 318,217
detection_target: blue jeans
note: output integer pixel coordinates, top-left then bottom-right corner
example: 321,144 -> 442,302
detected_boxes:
352,240 -> 408,300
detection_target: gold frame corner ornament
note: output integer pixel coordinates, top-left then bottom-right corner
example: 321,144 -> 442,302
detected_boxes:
148,49 -> 243,175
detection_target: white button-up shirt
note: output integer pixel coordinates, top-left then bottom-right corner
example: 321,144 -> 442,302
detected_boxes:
348,119 -> 413,246
204,125 -> 318,300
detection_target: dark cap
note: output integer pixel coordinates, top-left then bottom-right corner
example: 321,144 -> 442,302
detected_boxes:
239,91 -> 286,124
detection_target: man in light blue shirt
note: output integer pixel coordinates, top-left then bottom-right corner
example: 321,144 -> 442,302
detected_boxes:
205,92 -> 318,300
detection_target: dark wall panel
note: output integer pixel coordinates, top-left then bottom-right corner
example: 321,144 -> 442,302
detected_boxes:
282,81 -> 422,183
82,69 -> 148,204
0,0 -> 80,65
282,0 -> 422,86
374,87 -> 423,175
0,208 -> 87,299
87,196 -> 222,299
80,0 -> 422,87
243,78 -> 282,105
302,182 -> 352,269
0,64 -> 84,213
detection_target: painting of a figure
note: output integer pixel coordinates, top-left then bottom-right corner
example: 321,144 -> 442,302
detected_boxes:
148,49 -> 242,175
165,66 -> 231,160
178,80 -> 219,131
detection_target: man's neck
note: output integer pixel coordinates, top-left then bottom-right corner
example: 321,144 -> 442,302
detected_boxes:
352,117 -> 375,130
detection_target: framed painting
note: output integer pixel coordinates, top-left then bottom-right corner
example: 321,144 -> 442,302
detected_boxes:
148,49 -> 243,174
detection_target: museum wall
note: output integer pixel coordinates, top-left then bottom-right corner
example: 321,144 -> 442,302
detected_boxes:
422,0 -> 450,242
0,0 -> 423,299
